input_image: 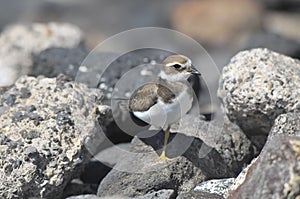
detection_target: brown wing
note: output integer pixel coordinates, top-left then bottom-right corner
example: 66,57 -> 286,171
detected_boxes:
157,84 -> 176,103
129,83 -> 176,112
129,83 -> 158,112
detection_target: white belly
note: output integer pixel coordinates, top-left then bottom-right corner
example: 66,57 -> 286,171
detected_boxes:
133,89 -> 193,129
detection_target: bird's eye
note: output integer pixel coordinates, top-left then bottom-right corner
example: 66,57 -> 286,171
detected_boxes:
172,64 -> 181,69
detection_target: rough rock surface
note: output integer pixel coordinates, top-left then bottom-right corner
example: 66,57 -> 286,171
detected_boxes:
229,136 -> 300,199
0,22 -> 84,86
30,47 -> 88,79
97,133 -> 234,198
228,157 -> 258,194
269,112 -> 300,139
0,75 -> 109,199
66,195 -> 103,199
218,48 -> 300,143
135,189 -> 175,199
66,189 -> 174,199
194,178 -> 235,198
176,190 -> 224,199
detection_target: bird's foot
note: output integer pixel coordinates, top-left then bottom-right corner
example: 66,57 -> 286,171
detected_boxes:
154,151 -> 174,163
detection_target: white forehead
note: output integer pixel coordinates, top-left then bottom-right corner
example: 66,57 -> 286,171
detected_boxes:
165,58 -> 192,67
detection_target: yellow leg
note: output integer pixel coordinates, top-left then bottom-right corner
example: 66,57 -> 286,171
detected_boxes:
154,126 -> 174,163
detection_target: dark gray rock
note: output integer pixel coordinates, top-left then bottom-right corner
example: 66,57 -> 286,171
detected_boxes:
0,22 -> 84,86
63,180 -> 99,198
269,112 -> 300,139
0,75 -> 110,199
257,0 -> 300,9
244,31 -> 300,59
76,49 -> 200,102
172,114 -> 256,174
218,48 -> 300,148
80,161 -> 112,185
229,136 -> 300,199
97,132 -> 234,198
30,47 -> 88,79
93,143 -> 131,167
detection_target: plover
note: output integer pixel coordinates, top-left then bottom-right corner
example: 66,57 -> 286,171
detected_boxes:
129,54 -> 200,162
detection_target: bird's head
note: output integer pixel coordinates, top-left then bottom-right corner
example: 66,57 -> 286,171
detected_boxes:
159,54 -> 201,82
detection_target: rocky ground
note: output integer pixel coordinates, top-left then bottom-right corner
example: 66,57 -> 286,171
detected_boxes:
0,4 -> 300,199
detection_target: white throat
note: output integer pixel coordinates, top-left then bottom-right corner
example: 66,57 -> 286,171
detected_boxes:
159,70 -> 190,82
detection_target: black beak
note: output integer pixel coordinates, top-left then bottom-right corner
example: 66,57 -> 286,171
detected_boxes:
189,66 -> 201,76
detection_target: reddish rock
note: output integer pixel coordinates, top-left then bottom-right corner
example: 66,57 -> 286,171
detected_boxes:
172,0 -> 262,46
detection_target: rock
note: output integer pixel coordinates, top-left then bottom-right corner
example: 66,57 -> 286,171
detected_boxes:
63,179 -> 99,198
80,161 -> 112,185
177,190 -> 224,199
218,48 -> 300,148
135,189 -> 175,199
30,47 -> 88,79
228,157 -> 258,193
194,178 -> 235,199
93,143 -> 131,167
229,136 -> 300,199
264,12 -> 300,43
171,0 -> 262,46
172,114 -> 256,174
0,75 -> 110,199
269,112 -> 300,139
0,22 -> 84,86
258,0 -> 300,9
0,22 -> 83,54
66,195 -> 102,199
97,132 -> 234,197
66,189 -> 174,199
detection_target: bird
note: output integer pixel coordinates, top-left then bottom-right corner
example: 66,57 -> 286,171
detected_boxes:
128,54 -> 201,162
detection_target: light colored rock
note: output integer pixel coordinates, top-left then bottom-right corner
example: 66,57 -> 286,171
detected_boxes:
0,22 -> 84,86
0,22 -> 83,54
269,112 -> 300,139
0,75 -> 109,199
218,48 -> 300,145
194,178 -> 235,198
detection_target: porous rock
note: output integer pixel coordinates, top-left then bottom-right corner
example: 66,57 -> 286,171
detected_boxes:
176,190 -> 224,199
193,178 -> 235,198
218,48 -> 300,145
269,112 -> 300,139
0,75 -> 109,199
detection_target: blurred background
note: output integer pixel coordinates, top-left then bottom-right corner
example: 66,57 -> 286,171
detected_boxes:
1,0 -> 300,109
1,0 -> 300,118
1,0 -> 300,57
